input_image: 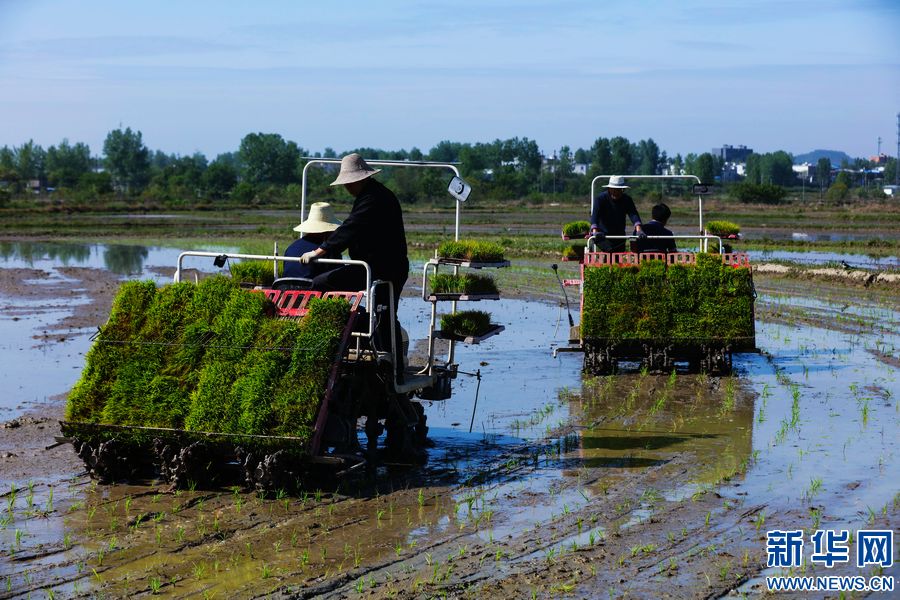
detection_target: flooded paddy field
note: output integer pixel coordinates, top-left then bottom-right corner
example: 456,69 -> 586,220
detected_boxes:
1,241 -> 898,599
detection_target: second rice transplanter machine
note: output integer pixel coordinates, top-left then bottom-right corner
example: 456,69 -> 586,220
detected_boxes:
554,175 -> 757,375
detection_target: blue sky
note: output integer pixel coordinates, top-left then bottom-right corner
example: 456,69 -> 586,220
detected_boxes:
1,0 -> 898,160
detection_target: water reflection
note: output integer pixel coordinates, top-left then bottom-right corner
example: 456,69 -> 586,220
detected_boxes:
0,240 -> 92,265
0,241 -> 153,275
103,244 -> 148,275
565,374 -> 754,486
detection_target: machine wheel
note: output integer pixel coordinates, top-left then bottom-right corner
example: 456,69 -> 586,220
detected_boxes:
384,391 -> 428,465
251,450 -> 303,494
158,441 -> 214,489
75,438 -> 138,483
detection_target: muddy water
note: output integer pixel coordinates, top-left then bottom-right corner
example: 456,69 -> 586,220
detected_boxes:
1,241 -> 898,598
0,243 -> 233,418
746,249 -> 899,269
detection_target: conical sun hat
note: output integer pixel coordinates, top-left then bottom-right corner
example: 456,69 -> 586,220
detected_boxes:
293,202 -> 343,233
329,153 -> 381,186
603,176 -> 629,189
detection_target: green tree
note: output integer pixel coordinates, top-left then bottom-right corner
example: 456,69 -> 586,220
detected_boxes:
428,140 -> 464,163
589,137 -> 612,176
46,139 -> 92,188
238,133 -> 302,186
815,157 -> 832,190
0,146 -> 20,192
202,161 -> 238,200
882,157 -> 897,185
729,182 -> 787,204
834,171 -> 853,188
103,127 -> 151,194
691,152 -> 717,184
636,138 -> 660,175
825,182 -> 849,201
14,140 -> 46,181
609,136 -> 632,174
768,151 -> 795,186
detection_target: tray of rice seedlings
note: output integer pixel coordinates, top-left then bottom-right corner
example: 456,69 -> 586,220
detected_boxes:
561,242 -> 586,262
61,275 -> 353,485
705,220 -> 742,252
428,272 -> 500,301
561,220 -> 590,240
705,220 -> 741,239
579,253 -> 755,374
581,253 -> 754,347
436,310 -> 504,344
230,259 -> 278,287
434,240 -> 509,268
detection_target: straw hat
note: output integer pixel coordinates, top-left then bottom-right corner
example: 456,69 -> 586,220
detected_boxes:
293,202 -> 343,233
603,176 -> 629,189
329,153 -> 381,186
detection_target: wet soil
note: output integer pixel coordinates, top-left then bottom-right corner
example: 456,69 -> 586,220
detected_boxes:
2,246 -> 898,599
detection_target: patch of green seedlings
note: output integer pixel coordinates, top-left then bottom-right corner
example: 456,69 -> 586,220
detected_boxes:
65,277 -> 350,445
440,310 -> 493,337
229,260 -> 278,286
581,253 -> 754,341
562,243 -> 585,261
721,377 -> 736,413
705,220 -> 741,237
437,239 -> 505,262
790,384 -> 801,428
430,272 -> 499,296
562,220 -> 591,238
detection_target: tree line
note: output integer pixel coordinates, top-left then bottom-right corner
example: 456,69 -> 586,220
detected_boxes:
1,127 -> 895,207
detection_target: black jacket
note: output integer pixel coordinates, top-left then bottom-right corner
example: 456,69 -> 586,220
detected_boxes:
590,191 -> 642,237
319,179 -> 409,282
636,220 -> 677,253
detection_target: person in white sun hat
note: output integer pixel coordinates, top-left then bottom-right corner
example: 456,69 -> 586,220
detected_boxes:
301,153 -> 409,379
283,202 -> 343,279
589,175 -> 644,252
301,153 -> 409,308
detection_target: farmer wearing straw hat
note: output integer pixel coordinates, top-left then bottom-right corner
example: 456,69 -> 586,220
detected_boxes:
302,153 -> 409,380
589,175 -> 644,252
283,202 -> 343,279
301,153 -> 409,307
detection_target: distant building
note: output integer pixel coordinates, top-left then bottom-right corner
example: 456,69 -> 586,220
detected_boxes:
870,153 -> 891,164
792,163 -> 816,183
572,163 -> 588,176
713,144 -> 753,163
721,162 -> 742,183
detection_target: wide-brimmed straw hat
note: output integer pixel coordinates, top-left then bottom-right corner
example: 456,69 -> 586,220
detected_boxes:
603,176 -> 629,189
329,153 -> 381,186
293,202 -> 342,233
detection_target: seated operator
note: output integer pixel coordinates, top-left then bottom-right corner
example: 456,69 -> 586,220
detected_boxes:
590,176 -> 644,252
635,203 -> 677,253
282,202 -> 342,279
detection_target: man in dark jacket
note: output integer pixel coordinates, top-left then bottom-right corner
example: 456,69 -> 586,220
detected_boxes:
301,153 -> 409,310
589,175 -> 644,252
635,203 -> 677,253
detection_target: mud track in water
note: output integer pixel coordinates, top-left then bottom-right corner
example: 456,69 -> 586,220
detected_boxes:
1,263 -> 898,599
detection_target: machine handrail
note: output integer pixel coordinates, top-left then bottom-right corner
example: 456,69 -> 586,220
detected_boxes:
301,158 -> 465,241
173,251 -> 376,340
586,234 -> 724,253
589,174 -> 708,247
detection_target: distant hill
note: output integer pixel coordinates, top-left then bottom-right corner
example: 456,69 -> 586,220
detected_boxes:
793,149 -> 853,165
